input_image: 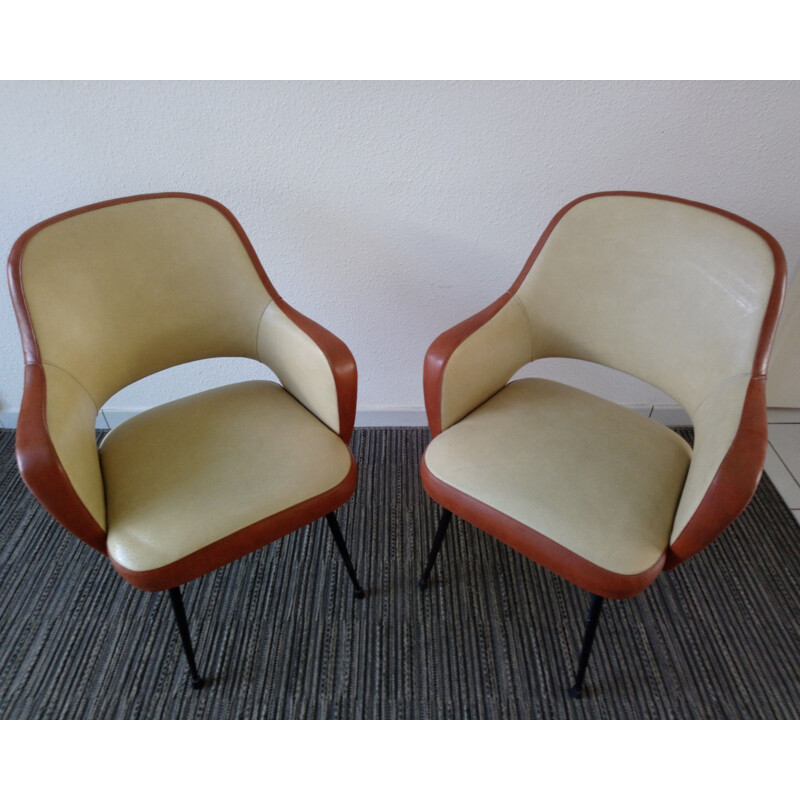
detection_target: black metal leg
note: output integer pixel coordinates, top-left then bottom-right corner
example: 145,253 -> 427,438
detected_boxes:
325,512 -> 366,599
418,509 -> 453,590
569,594 -> 605,699
167,586 -> 205,690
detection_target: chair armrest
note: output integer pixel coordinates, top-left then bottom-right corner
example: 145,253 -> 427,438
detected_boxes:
256,298 -> 357,442
424,293 -> 533,435
16,363 -> 107,552
666,374 -> 767,568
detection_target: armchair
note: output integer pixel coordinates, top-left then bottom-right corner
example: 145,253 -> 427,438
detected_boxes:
418,191 -> 786,697
7,193 -> 365,689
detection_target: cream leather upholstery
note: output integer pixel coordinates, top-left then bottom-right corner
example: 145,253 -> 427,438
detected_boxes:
425,379 -> 692,576
423,192 -> 785,598
515,196 -> 775,410
257,301 -> 341,433
42,362 -> 107,529
101,381 -> 353,573
437,294 -> 532,432
9,193 -> 359,593
21,197 -> 269,407
436,196 -> 775,434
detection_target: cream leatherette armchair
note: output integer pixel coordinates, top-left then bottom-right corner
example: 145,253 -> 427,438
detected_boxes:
7,193 -> 365,689
418,191 -> 786,697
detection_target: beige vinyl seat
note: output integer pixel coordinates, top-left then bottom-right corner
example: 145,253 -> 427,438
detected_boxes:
418,191 -> 786,697
7,193 -> 365,689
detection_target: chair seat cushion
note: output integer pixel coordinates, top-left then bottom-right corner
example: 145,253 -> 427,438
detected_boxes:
100,380 -> 355,589
422,378 -> 692,595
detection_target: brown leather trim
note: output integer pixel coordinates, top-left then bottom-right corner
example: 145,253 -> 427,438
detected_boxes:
426,191 -> 786,575
509,191 -> 788,337
7,237 -> 41,366
275,298 -> 358,444
666,378 -> 768,569
749,222 -> 787,378
109,455 -> 358,592
643,193 -> 785,567
423,293 -> 514,437
14,364 -> 107,553
7,193 -> 359,574
421,456 -> 664,599
5,195 -> 252,556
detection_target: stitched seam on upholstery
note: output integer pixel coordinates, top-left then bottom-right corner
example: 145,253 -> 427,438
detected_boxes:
511,293 -> 535,363
40,361 -> 100,413
254,297 -> 274,364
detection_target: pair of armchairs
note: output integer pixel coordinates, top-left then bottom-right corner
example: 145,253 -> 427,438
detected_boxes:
7,192 -> 785,698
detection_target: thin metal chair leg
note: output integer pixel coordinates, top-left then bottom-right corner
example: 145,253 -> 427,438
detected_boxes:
325,512 -> 366,599
569,593 -> 605,699
167,586 -> 205,690
418,508 -> 453,589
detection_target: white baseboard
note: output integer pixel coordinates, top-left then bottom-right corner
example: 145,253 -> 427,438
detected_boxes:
649,406 -> 692,426
99,409 -> 133,428
355,408 -> 428,427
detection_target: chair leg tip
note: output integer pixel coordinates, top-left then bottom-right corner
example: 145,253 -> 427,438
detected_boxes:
192,677 -> 206,690
354,588 -> 366,600
568,685 -> 583,699
418,578 -> 427,590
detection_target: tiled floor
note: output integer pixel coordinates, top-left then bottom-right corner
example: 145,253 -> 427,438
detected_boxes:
766,409 -> 800,525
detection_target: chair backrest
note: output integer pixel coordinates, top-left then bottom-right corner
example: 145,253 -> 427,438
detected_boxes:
7,193 -> 277,550
511,192 -> 785,564
10,193 -> 275,405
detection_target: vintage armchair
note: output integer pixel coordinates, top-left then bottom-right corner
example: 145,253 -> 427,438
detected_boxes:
7,192 -> 365,689
418,191 -> 786,697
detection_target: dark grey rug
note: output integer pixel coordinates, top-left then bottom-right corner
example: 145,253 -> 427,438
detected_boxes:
0,426 -> 798,719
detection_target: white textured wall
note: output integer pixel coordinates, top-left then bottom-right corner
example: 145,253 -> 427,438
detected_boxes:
2,81 -> 799,424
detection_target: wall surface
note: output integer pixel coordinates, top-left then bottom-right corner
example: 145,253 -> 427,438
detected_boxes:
2,81 -> 799,425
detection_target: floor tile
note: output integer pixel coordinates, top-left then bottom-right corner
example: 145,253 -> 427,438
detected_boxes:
764,442 -> 800,509
768,408 -> 800,423
767,423 -> 800,480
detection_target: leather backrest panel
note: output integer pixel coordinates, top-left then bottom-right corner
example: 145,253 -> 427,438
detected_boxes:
9,194 -> 278,543
511,193 -> 785,561
669,372 -> 752,543
514,195 -> 776,415
257,301 -> 340,432
438,295 -> 532,431
41,362 -> 107,529
19,196 -> 271,408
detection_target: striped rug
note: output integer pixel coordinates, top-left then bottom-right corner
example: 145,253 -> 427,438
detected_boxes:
0,427 -> 798,719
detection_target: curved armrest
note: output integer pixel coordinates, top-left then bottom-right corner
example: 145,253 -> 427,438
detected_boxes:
16,363 -> 108,552
256,298 -> 357,442
666,374 -> 767,568
424,293 -> 533,436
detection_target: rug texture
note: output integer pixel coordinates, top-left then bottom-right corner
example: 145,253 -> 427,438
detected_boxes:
0,426 -> 798,719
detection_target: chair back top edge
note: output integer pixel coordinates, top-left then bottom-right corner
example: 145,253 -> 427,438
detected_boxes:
509,192 -> 786,415
8,193 -> 277,408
